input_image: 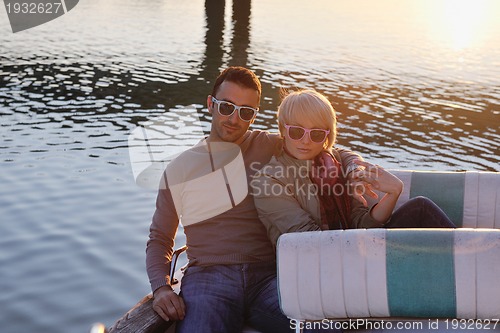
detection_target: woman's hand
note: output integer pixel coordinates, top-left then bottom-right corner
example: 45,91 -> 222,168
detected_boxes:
353,159 -> 403,196
347,166 -> 378,207
351,159 -> 403,224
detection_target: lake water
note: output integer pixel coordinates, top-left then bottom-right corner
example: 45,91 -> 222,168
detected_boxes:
0,0 -> 499,332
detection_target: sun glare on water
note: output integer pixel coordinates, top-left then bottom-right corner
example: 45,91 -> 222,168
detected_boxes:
419,0 -> 498,50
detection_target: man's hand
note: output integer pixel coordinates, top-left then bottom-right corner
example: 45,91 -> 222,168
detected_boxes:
152,285 -> 186,322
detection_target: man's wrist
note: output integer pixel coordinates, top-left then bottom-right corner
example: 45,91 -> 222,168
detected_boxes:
151,278 -> 172,294
153,284 -> 173,296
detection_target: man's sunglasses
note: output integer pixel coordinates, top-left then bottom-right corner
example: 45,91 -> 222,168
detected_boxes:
211,97 -> 258,122
284,124 -> 330,143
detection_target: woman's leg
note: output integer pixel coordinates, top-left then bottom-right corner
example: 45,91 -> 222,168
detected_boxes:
385,196 -> 456,228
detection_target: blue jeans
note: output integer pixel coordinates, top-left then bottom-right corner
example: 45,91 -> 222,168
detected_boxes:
176,262 -> 292,333
385,196 -> 457,228
176,261 -> 342,333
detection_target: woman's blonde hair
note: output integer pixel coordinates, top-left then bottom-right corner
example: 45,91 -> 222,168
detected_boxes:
277,89 -> 337,150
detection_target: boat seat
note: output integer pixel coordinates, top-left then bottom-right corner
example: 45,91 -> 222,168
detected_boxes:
367,170 -> 500,228
277,228 -> 500,321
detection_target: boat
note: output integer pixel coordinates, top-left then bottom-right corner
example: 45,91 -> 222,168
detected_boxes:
104,170 -> 500,333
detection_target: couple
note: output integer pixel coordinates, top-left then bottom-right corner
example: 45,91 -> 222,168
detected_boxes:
146,66 -> 455,333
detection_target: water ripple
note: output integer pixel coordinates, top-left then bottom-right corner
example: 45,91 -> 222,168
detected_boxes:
1,1 -> 499,333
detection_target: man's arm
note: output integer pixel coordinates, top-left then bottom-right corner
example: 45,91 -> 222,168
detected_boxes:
146,181 -> 185,321
146,186 -> 178,291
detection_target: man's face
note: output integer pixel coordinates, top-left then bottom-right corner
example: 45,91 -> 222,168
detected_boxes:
207,80 -> 259,145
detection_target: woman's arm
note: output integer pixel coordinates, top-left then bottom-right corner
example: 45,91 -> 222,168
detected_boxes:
335,148 -> 378,206
336,147 -> 362,174
251,171 -> 321,246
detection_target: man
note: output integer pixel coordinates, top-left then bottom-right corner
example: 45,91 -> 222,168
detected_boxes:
146,67 -> 359,332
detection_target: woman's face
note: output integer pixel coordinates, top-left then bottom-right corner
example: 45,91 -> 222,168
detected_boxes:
283,117 -> 329,160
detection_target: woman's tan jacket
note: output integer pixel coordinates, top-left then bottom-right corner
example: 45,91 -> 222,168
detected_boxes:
251,149 -> 382,247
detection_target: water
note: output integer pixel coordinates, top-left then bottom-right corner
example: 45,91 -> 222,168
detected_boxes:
0,0 -> 499,332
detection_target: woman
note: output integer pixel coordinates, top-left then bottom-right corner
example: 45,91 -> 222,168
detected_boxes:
251,89 -> 455,246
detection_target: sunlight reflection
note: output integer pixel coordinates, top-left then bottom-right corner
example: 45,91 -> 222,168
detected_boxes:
421,0 -> 495,50
441,0 -> 486,50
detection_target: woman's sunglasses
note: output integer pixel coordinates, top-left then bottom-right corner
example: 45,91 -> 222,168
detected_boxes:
211,97 -> 258,122
284,124 -> 330,143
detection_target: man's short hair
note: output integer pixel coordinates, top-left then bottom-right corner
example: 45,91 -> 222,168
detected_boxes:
211,66 -> 262,103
